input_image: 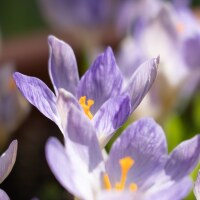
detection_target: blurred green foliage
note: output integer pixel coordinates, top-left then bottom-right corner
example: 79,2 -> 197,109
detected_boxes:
165,91 -> 200,200
0,0 -> 46,38
193,0 -> 200,6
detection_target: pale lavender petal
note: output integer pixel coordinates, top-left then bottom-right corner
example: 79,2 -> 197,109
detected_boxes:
172,0 -> 191,8
117,36 -> 147,80
165,135 -> 200,181
77,47 -> 123,113
93,94 -> 131,148
194,171 -> 200,200
147,176 -> 192,200
46,137 -> 93,200
13,72 -> 58,124
57,90 -> 103,171
0,189 -> 10,200
106,118 -> 167,187
56,89 -> 81,131
182,35 -> 200,69
48,35 -> 79,96
123,57 -> 159,112
0,140 -> 17,183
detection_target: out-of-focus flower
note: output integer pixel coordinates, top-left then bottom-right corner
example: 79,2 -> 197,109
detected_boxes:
38,0 -> 133,34
46,106 -> 200,200
0,64 -> 30,148
38,0 -> 122,55
0,140 -> 18,200
39,0 -> 113,29
117,0 -> 161,34
194,171 -> 200,200
118,0 -> 200,121
13,36 -> 158,147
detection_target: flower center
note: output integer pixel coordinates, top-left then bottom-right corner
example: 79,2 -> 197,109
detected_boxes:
79,96 -> 94,120
175,22 -> 185,33
103,156 -> 138,192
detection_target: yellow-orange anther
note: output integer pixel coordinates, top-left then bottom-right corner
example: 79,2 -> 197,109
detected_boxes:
175,22 -> 185,33
79,96 -> 94,120
103,156 -> 138,192
8,77 -> 16,91
115,157 -> 134,191
103,174 -> 112,190
129,183 -> 138,192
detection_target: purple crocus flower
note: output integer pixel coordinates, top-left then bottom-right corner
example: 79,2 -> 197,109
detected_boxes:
38,0 -> 126,64
118,0 -> 200,120
39,0 -> 113,29
13,36 -> 158,147
194,171 -> 200,200
46,99 -> 200,200
38,0 -> 137,35
0,140 -> 18,200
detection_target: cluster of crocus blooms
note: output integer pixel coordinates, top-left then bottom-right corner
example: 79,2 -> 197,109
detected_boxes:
117,0 -> 200,121
0,140 -> 17,200
45,101 -> 200,200
37,0 -> 200,123
12,34 -> 200,199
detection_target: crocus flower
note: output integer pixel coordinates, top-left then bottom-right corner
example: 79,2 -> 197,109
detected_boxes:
46,99 -> 200,200
118,0 -> 200,121
38,0 -> 136,36
39,0 -> 113,29
0,64 -> 30,148
38,0 -> 124,58
0,140 -> 18,200
194,171 -> 200,200
13,36 -> 158,147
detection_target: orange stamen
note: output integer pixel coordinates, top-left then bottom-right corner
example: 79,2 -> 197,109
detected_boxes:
115,157 -> 135,190
103,174 -> 112,190
79,96 -> 94,120
103,156 -> 138,192
129,183 -> 138,192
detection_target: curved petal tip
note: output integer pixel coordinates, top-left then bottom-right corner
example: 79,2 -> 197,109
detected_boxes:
155,55 -> 160,67
0,139 -> 18,184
